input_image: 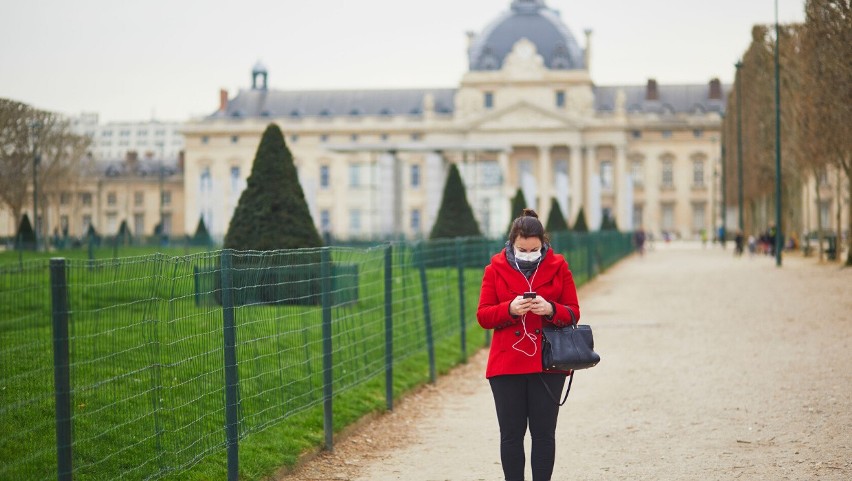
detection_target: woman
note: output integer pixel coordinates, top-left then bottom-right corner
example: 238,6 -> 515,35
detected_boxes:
477,209 -> 580,481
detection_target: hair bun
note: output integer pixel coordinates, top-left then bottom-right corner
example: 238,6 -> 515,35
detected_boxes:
521,208 -> 539,219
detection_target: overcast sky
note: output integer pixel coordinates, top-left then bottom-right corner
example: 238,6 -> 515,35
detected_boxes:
1,0 -> 806,123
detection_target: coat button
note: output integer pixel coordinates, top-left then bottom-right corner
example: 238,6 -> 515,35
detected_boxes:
535,329 -> 541,334
514,331 -> 521,337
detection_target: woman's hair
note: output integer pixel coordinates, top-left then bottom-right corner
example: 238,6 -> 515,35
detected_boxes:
508,208 -> 549,245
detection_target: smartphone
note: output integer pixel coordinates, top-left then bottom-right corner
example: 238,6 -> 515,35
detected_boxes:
523,291 -> 537,299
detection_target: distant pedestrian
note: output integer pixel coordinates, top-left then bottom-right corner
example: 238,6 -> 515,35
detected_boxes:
477,208 -> 581,481
735,230 -> 744,256
634,228 -> 646,256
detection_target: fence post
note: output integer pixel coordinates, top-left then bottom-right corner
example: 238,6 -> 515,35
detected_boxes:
50,258 -> 73,481
455,238 -> 467,362
417,244 -> 436,384
384,244 -> 394,411
320,248 -> 334,451
220,250 -> 240,481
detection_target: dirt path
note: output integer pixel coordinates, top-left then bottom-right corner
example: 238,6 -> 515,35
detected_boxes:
276,244 -> 852,481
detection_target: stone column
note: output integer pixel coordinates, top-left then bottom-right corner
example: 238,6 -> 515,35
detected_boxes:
585,145 -> 597,218
569,144 -> 583,224
498,149 -> 511,230
538,145 -> 552,218
615,144 -> 630,230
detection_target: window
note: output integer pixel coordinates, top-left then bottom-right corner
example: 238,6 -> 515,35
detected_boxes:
102,130 -> 112,137
80,193 -> 93,206
134,214 -> 144,236
692,202 -> 706,233
381,133 -> 389,142
661,159 -> 674,188
230,166 -> 240,191
600,161 -> 613,189
632,205 -> 644,229
106,212 -> 118,234
231,135 -> 239,144
817,168 -> 829,187
661,203 -> 675,231
107,192 -> 117,206
693,129 -> 704,138
662,130 -> 673,138
631,159 -> 644,187
200,167 -> 212,192
320,210 -> 331,232
320,165 -> 330,189
60,215 -> 69,233
320,134 -> 329,143
134,191 -> 144,206
161,213 -> 172,234
411,209 -> 421,231
631,130 -> 642,139
411,165 -> 421,187
161,191 -> 171,206
411,133 -> 422,141
349,163 -> 360,187
60,192 -> 71,205
555,90 -> 565,108
351,133 -> 359,142
693,160 -> 705,187
290,134 -> 299,143
155,130 -> 165,136
349,209 -> 361,233
82,214 -> 92,231
484,92 -> 494,109
480,161 -> 501,187
201,136 -> 209,144
819,201 -> 831,227
120,130 -> 130,137
137,130 -> 148,136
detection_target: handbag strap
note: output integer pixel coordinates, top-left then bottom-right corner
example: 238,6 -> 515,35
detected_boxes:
539,372 -> 574,406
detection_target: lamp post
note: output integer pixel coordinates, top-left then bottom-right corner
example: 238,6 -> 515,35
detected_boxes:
735,60 -> 744,234
721,134 -> 727,248
773,0 -> 783,266
31,120 -> 42,251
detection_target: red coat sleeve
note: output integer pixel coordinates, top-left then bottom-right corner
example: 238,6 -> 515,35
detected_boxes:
476,264 -> 518,330
549,261 -> 580,326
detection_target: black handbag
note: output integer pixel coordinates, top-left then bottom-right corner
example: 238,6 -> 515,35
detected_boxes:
539,322 -> 600,405
541,323 -> 600,371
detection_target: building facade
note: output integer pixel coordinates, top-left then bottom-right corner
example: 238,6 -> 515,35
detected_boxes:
71,113 -> 185,162
182,0 -> 727,242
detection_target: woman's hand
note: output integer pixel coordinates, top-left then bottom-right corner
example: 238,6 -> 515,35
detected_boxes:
509,296 -> 533,316
529,297 -> 555,317
509,296 -> 554,317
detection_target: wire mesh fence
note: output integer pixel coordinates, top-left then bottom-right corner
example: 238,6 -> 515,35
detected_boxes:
0,232 -> 633,480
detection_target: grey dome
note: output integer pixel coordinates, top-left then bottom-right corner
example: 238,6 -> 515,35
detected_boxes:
468,0 -> 584,71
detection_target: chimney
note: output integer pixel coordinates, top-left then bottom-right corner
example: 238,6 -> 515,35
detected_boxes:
219,89 -> 229,112
645,79 -> 659,101
708,78 -> 722,100
584,29 -> 593,70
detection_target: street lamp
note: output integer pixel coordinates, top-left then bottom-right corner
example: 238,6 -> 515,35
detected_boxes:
31,120 -> 42,251
735,60 -> 744,234
773,0 -> 783,267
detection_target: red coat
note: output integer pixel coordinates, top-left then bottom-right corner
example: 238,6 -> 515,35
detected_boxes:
477,248 -> 580,378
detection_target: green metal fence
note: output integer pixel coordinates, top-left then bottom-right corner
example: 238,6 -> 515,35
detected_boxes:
0,232 -> 633,481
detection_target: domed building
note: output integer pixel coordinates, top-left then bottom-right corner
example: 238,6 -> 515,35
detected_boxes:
183,0 -> 726,242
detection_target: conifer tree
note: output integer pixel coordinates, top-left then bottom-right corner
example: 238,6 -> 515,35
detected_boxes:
600,212 -> 619,230
506,188 -> 528,236
573,206 -> 589,232
224,124 -> 322,250
116,219 -> 132,246
429,163 -> 481,239
15,213 -> 36,250
544,198 -> 570,232
193,216 -> 212,246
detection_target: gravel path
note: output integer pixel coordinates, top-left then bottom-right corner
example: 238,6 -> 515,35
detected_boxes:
276,243 -> 852,481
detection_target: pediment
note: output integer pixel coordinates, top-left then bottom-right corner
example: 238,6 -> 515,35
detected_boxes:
467,101 -> 577,132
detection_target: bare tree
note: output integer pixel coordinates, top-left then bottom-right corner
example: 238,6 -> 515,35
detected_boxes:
0,98 -> 91,241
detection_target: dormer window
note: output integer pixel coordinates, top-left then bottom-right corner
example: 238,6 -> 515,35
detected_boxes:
379,108 -> 394,117
319,109 -> 333,117
349,108 -> 362,117
289,109 -> 302,118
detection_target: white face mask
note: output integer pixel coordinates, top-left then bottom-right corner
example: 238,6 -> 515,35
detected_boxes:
514,249 -> 541,262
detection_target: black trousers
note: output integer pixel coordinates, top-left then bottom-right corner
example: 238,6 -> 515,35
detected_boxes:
489,373 -> 566,481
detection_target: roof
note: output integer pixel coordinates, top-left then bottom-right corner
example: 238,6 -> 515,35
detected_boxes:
468,0 -> 584,71
594,84 -> 728,115
215,88 -> 457,119
212,82 -> 727,120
